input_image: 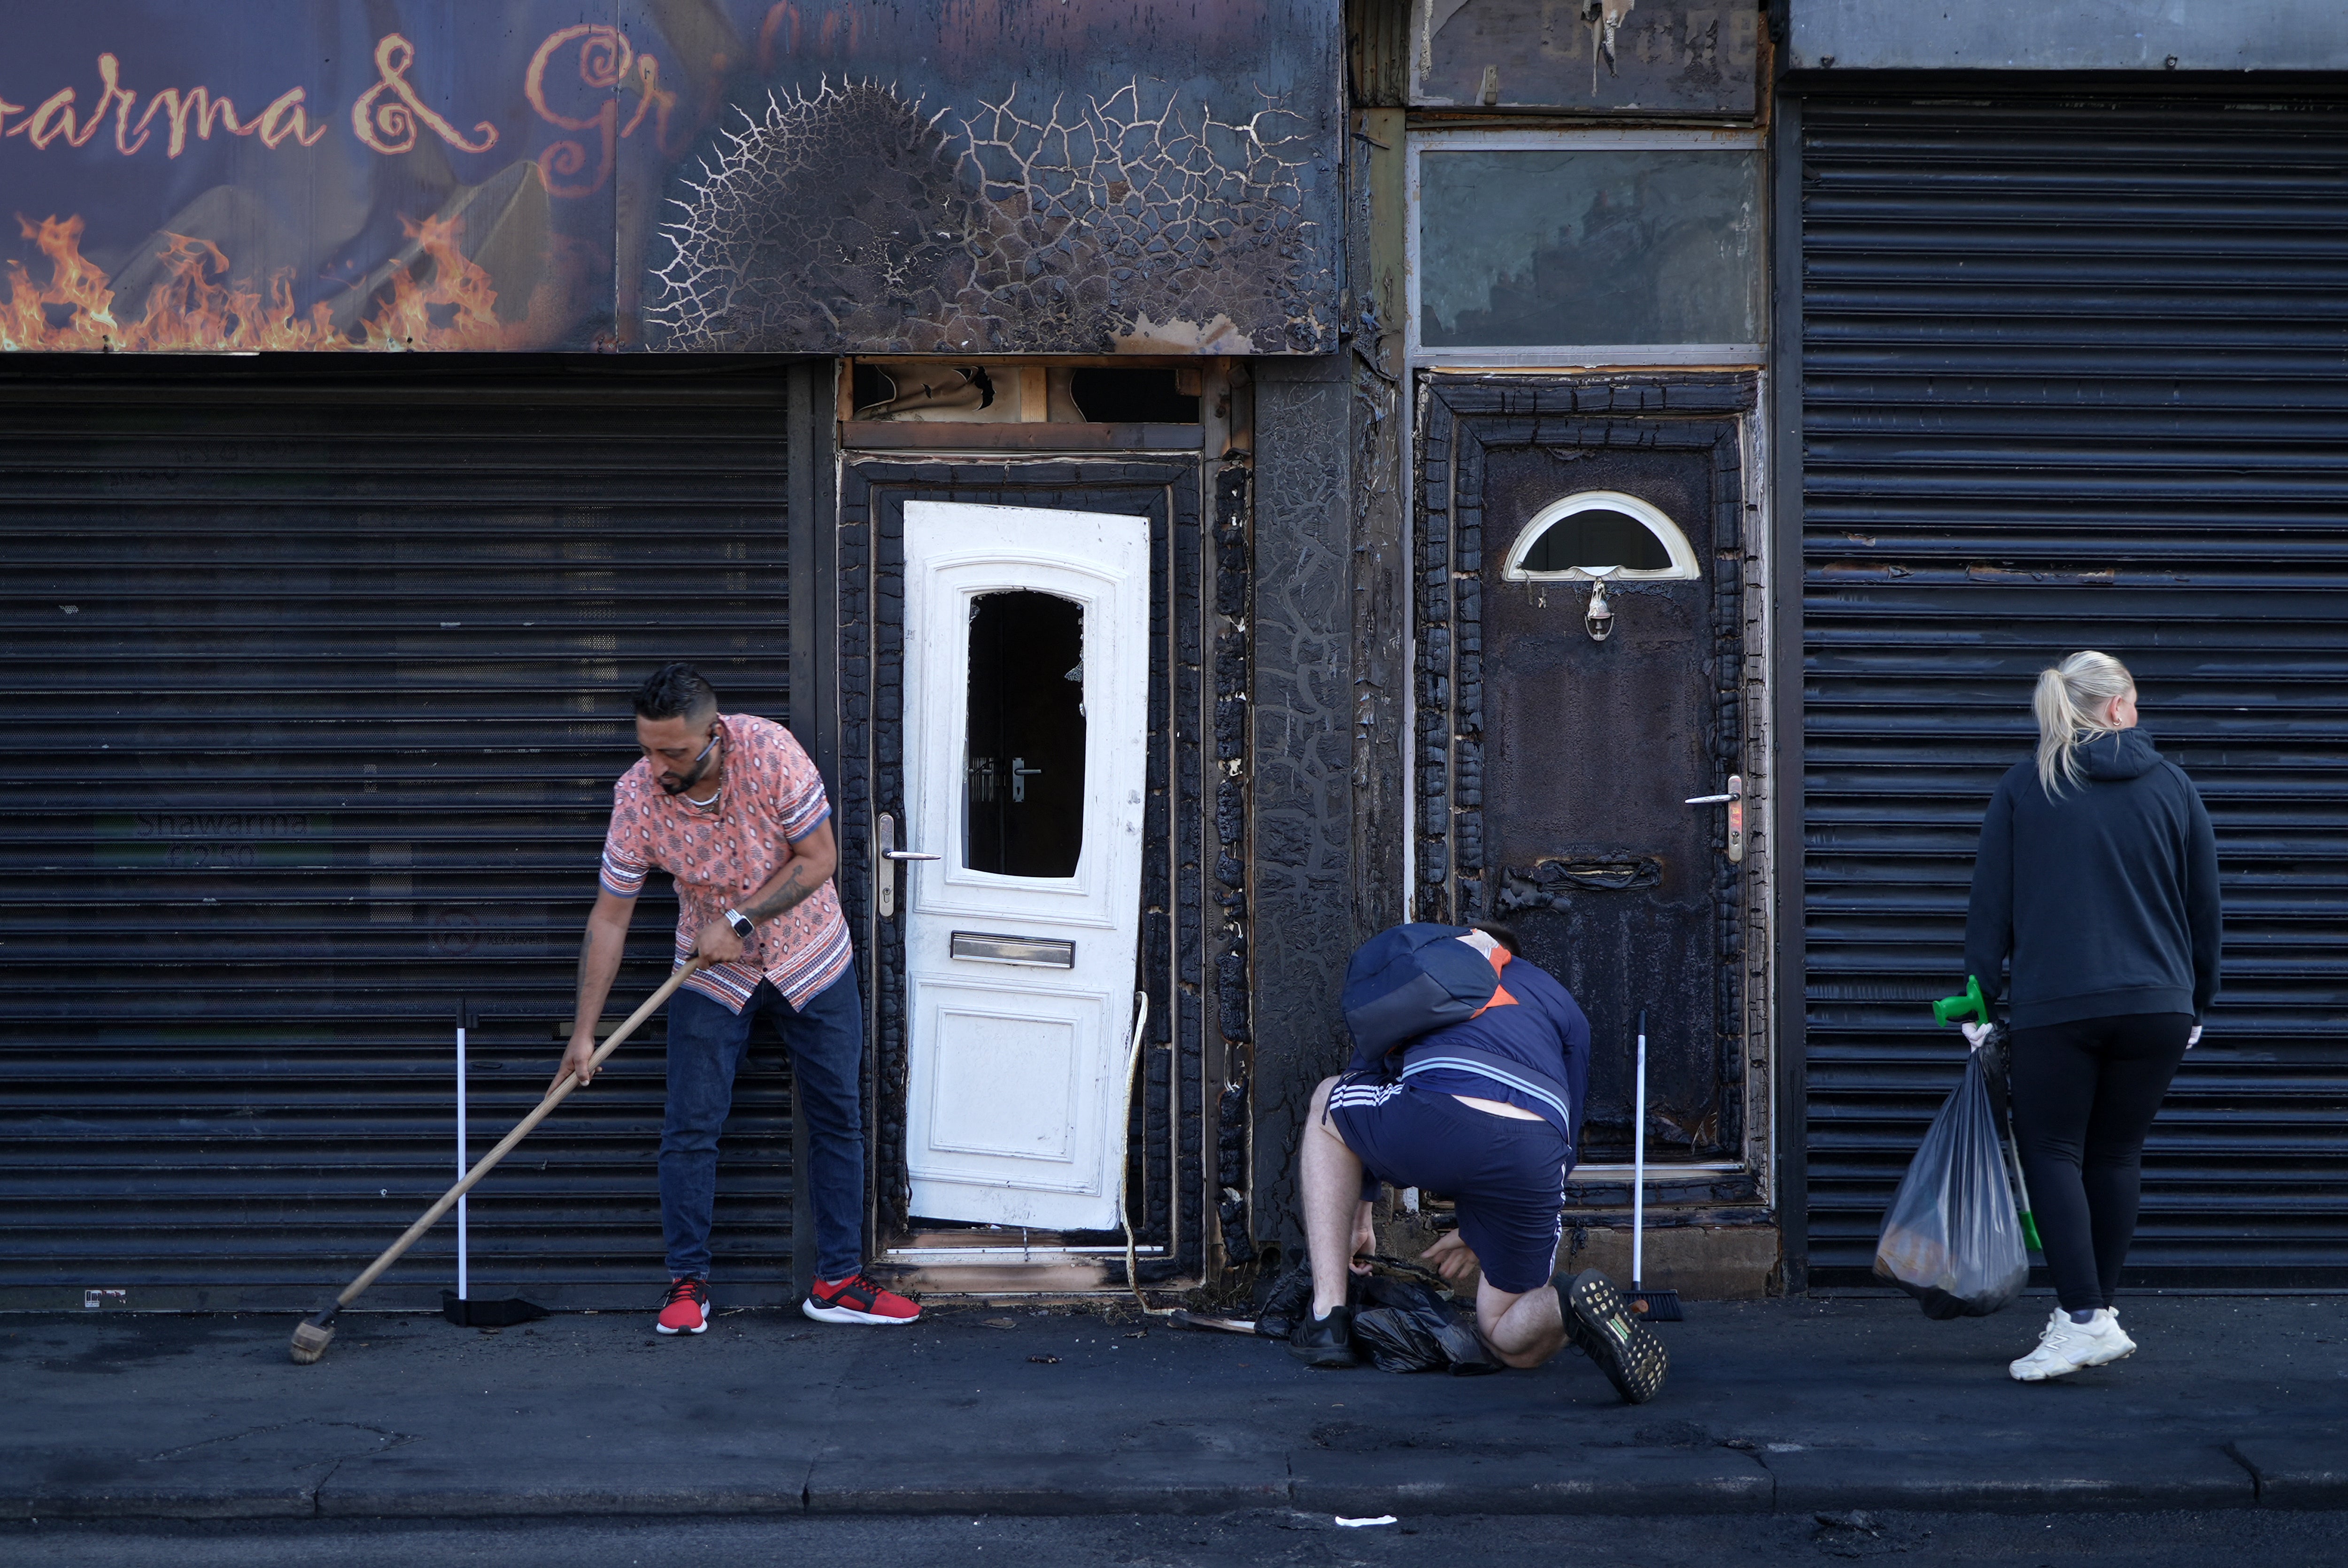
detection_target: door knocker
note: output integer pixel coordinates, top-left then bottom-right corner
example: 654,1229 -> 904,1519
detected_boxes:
1583,565 -> 1620,642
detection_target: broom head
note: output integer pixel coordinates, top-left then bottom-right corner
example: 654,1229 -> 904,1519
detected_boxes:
1626,1288 -> 1684,1323
288,1305 -> 339,1364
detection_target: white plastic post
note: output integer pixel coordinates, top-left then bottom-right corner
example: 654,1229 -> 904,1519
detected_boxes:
455,1007 -> 468,1302
1632,1012 -> 1647,1290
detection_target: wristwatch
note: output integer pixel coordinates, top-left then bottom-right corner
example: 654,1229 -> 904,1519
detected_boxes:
724,907 -> 755,940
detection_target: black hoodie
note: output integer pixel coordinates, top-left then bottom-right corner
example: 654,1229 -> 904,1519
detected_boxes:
1964,728 -> 2221,1030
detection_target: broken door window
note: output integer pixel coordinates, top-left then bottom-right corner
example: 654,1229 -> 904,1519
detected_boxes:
964,590 -> 1086,878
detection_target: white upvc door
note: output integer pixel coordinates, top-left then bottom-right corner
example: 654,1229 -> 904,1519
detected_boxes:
899,500 -> 1149,1230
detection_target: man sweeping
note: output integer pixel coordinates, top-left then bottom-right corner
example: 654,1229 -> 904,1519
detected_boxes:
1290,922 -> 1668,1402
556,663 -> 919,1334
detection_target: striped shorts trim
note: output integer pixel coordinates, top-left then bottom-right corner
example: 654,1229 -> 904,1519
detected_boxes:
1326,1078 -> 1407,1116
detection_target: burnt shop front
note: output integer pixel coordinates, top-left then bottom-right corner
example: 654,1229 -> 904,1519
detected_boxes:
0,3 -> 1344,1310
28,0 -> 2343,1318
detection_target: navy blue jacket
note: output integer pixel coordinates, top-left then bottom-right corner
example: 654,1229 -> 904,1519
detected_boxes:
1346,953 -> 1591,1153
1964,728 -> 2221,1030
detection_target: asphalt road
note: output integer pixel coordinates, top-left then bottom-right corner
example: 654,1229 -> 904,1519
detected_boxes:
6,1508 -> 2347,1567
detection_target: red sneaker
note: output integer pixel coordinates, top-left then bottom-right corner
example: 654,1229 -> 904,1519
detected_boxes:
804,1271 -> 920,1325
656,1275 -> 710,1335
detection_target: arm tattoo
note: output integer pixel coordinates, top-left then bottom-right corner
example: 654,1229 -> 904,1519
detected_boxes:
741,863 -> 815,923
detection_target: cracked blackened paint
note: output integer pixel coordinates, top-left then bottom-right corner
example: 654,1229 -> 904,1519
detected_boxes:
1249,359 -> 1356,1253
1344,167 -> 1408,947
646,1 -> 1342,357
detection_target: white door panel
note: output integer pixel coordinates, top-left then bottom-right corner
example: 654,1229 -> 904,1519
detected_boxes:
905,978 -> 1125,1217
902,500 -> 1148,1230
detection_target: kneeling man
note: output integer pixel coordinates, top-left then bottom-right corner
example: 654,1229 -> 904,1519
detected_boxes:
1291,922 -> 1668,1402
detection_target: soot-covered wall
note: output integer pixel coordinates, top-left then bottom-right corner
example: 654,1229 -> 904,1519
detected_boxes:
1247,355 -> 1359,1252
647,1 -> 1343,356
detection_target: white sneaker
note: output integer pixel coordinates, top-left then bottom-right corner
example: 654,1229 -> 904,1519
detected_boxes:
2097,1307 -> 2137,1359
2009,1309 -> 2135,1382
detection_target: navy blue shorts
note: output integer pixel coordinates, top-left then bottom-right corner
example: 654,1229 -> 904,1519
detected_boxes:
1325,1075 -> 1571,1294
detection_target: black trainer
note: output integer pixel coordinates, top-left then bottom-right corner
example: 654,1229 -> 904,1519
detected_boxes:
1287,1304 -> 1359,1368
1559,1268 -> 1668,1403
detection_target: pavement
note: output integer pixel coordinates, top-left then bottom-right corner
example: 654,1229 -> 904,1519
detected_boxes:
3,1292 -> 2346,1522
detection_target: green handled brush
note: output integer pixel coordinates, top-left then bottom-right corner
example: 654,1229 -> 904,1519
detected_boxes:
1931,975 -> 2043,1254
289,962 -> 703,1365
1931,975 -> 1989,1029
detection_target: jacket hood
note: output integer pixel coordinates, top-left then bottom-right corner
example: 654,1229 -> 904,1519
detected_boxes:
2078,727 -> 2163,781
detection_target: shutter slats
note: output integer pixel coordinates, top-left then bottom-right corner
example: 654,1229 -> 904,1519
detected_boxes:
1802,97 -> 2348,1286
0,357 -> 798,1310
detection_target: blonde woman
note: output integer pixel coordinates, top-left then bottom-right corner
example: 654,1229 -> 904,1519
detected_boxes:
1964,651 -> 2220,1382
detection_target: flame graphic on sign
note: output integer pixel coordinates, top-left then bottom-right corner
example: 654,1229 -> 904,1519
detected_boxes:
0,213 -> 570,351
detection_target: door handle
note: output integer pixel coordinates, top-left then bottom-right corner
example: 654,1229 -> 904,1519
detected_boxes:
876,813 -> 941,919
1010,756 -> 1043,803
1683,775 -> 1744,864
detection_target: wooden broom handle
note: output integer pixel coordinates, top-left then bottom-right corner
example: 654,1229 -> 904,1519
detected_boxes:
335,961 -> 704,1308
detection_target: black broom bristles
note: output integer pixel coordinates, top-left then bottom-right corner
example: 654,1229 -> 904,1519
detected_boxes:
1626,1287 -> 1684,1323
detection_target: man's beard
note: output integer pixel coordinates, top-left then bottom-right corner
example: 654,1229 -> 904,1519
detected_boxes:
659,751 -> 716,797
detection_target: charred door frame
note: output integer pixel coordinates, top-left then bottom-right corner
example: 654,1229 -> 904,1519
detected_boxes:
836,459 -> 1205,1285
1413,370 -> 1774,1203
785,360 -> 841,1304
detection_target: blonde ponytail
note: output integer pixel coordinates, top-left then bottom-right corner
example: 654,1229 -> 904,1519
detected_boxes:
2034,650 -> 2135,796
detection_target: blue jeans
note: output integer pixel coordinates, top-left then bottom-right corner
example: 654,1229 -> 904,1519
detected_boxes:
661,969 -> 865,1282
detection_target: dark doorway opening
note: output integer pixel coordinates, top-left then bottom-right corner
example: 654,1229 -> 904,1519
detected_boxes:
964,590 -> 1086,877
1068,368 -> 1199,424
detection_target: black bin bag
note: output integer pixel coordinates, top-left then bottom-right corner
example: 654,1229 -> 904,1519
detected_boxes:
1253,1265 -> 1500,1375
1873,1047 -> 2029,1320
1350,1276 -> 1501,1376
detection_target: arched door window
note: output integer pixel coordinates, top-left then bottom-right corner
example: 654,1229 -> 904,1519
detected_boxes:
1500,491 -> 1700,581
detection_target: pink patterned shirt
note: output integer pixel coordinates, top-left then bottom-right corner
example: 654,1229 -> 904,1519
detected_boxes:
597,714 -> 852,1012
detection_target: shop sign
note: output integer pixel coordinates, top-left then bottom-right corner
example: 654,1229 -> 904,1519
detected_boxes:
0,2 -> 1339,354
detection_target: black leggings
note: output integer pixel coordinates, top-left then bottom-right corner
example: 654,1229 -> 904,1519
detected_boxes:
2008,1013 -> 2192,1313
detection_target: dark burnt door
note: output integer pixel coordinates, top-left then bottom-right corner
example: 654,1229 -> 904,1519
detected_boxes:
1417,375 -> 1753,1164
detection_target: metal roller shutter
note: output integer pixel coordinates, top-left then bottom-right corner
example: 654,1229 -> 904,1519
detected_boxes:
1800,95 -> 2348,1287
0,356 -> 799,1310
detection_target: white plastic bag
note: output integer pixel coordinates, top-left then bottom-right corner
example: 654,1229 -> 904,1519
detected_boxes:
1872,1047 -> 2029,1319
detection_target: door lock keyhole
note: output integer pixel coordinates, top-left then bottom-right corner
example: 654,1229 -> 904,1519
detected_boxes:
1011,756 -> 1043,803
